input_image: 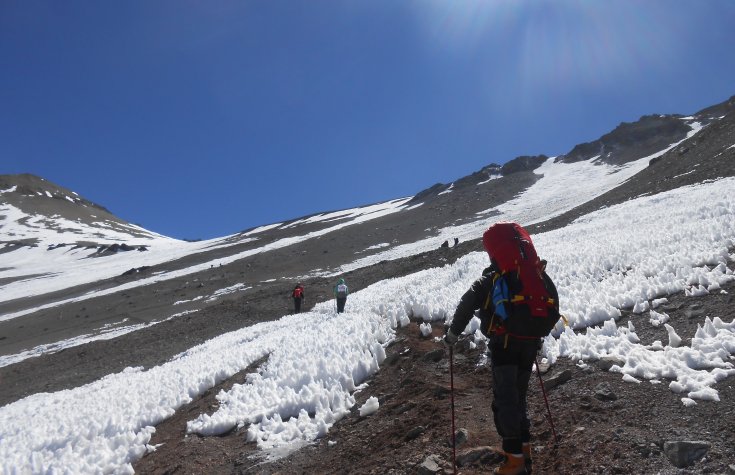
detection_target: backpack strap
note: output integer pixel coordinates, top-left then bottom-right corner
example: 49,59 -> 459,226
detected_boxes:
510,295 -> 556,306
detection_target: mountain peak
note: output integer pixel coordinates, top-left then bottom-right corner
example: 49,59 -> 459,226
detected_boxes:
0,173 -> 169,246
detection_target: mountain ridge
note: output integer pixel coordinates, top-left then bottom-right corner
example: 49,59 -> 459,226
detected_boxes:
4,94 -> 734,248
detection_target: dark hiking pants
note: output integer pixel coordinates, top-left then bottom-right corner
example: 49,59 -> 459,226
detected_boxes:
489,335 -> 539,454
336,297 -> 346,313
294,297 -> 302,313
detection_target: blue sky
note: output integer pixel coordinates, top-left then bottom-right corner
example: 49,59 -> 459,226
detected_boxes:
2,1 -> 734,240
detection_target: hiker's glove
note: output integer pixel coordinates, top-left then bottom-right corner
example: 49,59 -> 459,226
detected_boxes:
443,329 -> 458,347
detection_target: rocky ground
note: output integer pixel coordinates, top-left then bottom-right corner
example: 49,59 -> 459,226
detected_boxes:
129,277 -> 735,474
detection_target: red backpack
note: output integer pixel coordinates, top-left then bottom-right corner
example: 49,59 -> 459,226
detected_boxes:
482,222 -> 560,338
293,287 -> 303,299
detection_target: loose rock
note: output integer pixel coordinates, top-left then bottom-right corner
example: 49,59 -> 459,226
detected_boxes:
594,382 -> 618,401
405,426 -> 425,441
456,446 -> 499,467
423,349 -> 444,363
598,356 -> 626,371
449,428 -> 469,448
417,454 -> 443,475
543,369 -> 572,391
663,440 -> 710,468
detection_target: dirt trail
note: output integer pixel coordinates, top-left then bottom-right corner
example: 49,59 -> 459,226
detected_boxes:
135,281 -> 735,474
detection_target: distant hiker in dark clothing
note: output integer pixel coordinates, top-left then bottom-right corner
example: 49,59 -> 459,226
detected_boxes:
292,283 -> 305,313
453,237 -> 459,247
444,222 -> 560,475
440,240 -> 449,248
333,278 -> 349,313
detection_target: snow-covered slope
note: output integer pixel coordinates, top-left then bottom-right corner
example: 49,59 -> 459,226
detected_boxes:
0,119 -> 706,311
1,176 -> 733,474
3,99 -> 733,368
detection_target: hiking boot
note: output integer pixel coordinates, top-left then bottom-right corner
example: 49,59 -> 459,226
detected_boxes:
494,452 -> 526,475
522,443 -> 532,474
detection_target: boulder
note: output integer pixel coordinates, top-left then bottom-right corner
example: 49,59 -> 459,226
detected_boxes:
663,440 -> 710,468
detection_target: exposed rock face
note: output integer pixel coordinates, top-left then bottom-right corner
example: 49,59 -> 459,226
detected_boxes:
501,155 -> 548,175
408,182 -> 452,204
556,115 -> 692,166
0,173 -> 111,213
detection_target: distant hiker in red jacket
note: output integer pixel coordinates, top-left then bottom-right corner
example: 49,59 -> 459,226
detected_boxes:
292,283 -> 305,313
444,222 -> 560,475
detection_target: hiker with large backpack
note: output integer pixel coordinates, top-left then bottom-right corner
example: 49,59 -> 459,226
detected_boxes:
291,283 -> 305,313
444,222 -> 560,475
333,278 -> 349,313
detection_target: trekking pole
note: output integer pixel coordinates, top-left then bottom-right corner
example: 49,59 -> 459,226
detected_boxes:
449,346 -> 457,474
535,356 -> 558,444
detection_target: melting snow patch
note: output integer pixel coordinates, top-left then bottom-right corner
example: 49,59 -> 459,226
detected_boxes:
438,184 -> 454,195
205,283 -> 250,302
681,397 -> 697,407
359,396 -> 380,416
365,242 -> 390,251
649,310 -> 670,327
477,174 -> 502,185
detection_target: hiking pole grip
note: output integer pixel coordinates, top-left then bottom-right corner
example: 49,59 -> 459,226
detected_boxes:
449,346 -> 457,474
535,356 -> 558,444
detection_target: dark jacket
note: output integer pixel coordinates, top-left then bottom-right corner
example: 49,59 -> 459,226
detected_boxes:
449,265 -> 559,339
449,266 -> 497,338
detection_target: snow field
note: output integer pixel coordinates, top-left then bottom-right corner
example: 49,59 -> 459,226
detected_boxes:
187,308 -> 391,449
536,179 -> 735,330
0,320 -> 284,473
334,121 -> 703,276
545,317 -> 735,402
0,198 -> 412,320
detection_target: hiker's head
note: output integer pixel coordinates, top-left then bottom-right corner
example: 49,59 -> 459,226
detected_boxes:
338,278 -> 345,284
482,227 -> 494,259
